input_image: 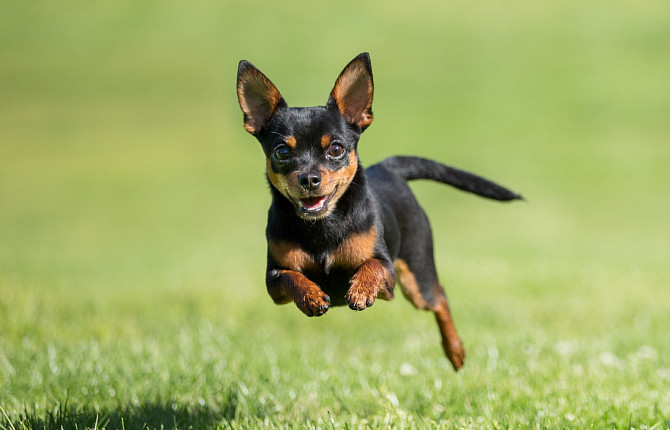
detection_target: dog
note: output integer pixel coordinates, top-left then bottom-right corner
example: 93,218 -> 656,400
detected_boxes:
236,52 -> 521,371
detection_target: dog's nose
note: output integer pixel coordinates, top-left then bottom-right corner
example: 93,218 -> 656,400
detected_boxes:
298,172 -> 321,190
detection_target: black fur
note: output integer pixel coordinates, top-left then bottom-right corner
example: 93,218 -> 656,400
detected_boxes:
378,156 -> 523,201
236,52 -> 522,371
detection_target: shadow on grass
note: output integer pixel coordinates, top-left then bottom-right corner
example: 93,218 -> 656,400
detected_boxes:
1,398 -> 254,430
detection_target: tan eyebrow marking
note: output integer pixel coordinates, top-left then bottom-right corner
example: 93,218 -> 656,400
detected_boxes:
285,136 -> 297,148
321,135 -> 331,148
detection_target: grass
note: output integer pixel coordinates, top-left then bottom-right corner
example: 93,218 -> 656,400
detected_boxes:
1,0 -> 670,428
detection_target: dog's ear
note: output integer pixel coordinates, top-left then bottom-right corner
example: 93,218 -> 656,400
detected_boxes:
327,53 -> 374,131
237,61 -> 287,135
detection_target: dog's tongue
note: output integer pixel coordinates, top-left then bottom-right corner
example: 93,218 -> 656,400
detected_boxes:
299,195 -> 328,211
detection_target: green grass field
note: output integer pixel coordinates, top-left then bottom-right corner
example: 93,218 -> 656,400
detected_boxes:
1,1 -> 669,428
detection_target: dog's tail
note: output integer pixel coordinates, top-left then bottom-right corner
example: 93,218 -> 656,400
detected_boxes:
379,156 -> 523,201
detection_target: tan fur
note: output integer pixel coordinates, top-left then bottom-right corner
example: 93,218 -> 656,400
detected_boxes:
345,258 -> 384,308
433,295 -> 466,370
322,151 -> 358,214
273,269 -> 329,316
394,259 -> 430,310
320,135 -> 331,148
331,62 -> 374,129
394,258 -> 465,369
268,240 -> 319,272
237,68 -> 282,134
266,159 -> 293,201
345,258 -> 395,309
266,150 -> 358,221
327,226 -> 376,269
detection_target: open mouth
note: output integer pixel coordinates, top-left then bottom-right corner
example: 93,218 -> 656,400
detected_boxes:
295,189 -> 336,218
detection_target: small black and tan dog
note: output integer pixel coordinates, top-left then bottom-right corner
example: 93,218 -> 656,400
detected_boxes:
236,53 -> 521,371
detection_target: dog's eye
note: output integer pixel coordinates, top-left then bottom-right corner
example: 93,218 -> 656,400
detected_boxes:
327,143 -> 346,159
273,145 -> 291,161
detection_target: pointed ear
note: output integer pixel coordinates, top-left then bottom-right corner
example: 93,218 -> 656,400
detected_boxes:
328,53 -> 374,131
237,60 -> 286,135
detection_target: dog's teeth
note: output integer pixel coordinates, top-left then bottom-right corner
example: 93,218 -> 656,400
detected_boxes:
300,195 -> 327,211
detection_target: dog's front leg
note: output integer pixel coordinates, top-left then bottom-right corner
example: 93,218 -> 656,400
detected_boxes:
266,269 -> 330,317
345,258 -> 396,311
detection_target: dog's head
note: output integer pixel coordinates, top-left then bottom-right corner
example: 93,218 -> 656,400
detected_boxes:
236,53 -> 374,220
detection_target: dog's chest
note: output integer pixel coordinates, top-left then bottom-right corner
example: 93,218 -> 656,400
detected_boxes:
268,226 -> 377,274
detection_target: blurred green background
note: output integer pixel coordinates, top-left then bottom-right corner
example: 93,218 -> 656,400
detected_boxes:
1,0 -> 669,428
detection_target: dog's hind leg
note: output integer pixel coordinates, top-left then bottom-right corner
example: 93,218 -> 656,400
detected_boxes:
432,290 -> 465,370
394,213 -> 465,370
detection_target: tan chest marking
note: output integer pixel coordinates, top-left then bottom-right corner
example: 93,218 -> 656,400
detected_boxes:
269,226 -> 377,273
268,240 -> 319,272
327,226 -> 377,270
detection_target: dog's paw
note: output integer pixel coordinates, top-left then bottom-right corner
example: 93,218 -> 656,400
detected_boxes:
443,338 -> 466,371
345,259 -> 389,311
295,288 -> 330,317
345,282 -> 378,311
345,270 -> 384,311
